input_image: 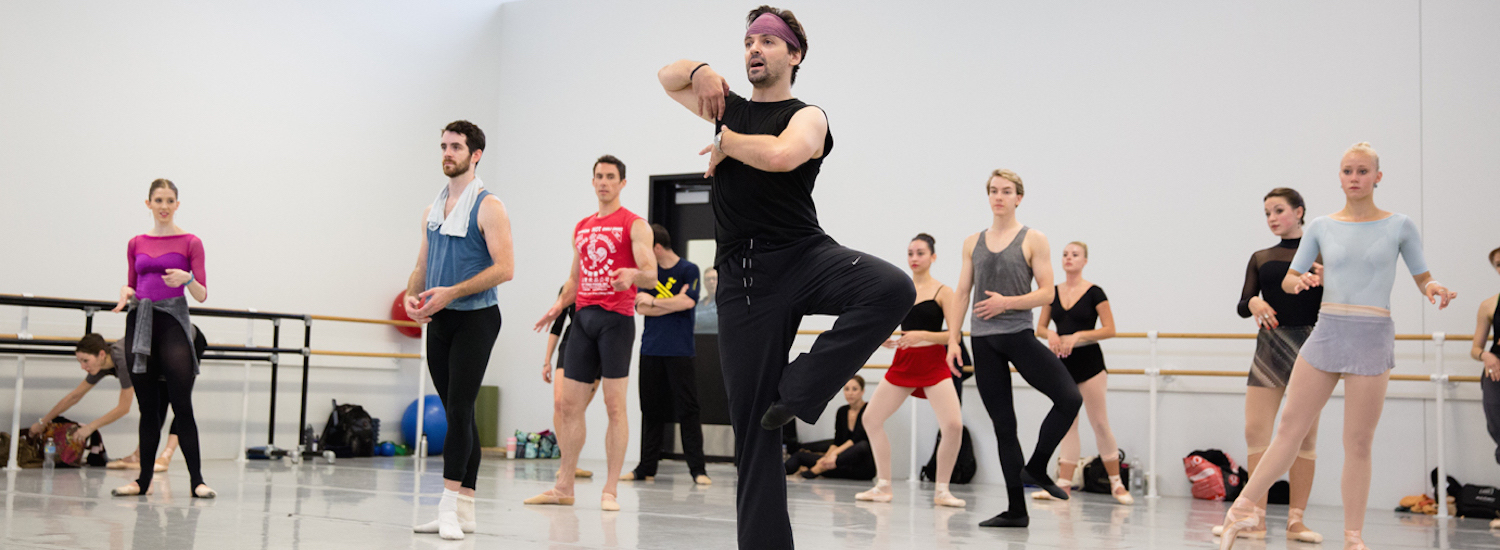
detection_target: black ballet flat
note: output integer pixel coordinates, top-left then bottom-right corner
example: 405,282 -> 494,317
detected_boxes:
979,511 -> 1030,528
760,402 -> 796,430
1021,469 -> 1068,500
799,470 -> 819,479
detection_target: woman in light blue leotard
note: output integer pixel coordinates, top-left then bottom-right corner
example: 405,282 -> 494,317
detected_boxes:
1218,143 -> 1457,550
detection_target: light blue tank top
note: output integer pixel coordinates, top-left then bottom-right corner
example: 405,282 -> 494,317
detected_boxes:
425,189 -> 498,311
1289,213 -> 1428,310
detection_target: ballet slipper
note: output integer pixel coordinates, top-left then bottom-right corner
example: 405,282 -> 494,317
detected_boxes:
619,471 -> 652,481
1032,479 -> 1071,500
575,468 -> 592,478
933,483 -> 966,508
111,482 -> 152,497
855,479 -> 893,503
524,489 -> 575,506
106,458 -> 136,470
192,484 -> 216,499
1344,530 -> 1369,550
694,474 -> 712,485
978,511 -> 1029,528
600,492 -> 620,512
1490,518 -> 1500,529
1286,507 -> 1322,543
1216,500 -> 1266,550
154,457 -> 170,473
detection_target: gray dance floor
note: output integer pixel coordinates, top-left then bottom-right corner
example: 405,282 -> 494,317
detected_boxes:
1,457 -> 1494,549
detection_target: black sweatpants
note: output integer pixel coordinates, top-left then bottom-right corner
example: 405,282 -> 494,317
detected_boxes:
971,331 -> 1083,516
124,309 -> 204,489
635,354 -> 706,477
426,306 -> 501,488
718,235 -> 913,550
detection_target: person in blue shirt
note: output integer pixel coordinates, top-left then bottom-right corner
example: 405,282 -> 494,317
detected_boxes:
1218,142 -> 1456,550
623,224 -> 711,484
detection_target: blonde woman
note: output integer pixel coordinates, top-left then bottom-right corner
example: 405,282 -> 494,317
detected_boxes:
1031,242 -> 1130,505
1218,143 -> 1456,550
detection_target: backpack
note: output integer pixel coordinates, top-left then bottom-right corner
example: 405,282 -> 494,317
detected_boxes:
320,400 -> 376,458
920,426 -> 977,484
1184,449 -> 1247,501
1081,449 -> 1130,493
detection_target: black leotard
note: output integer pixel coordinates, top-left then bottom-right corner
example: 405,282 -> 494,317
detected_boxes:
1238,238 -> 1322,327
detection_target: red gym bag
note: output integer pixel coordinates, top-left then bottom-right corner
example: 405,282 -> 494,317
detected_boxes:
1184,449 -> 1247,501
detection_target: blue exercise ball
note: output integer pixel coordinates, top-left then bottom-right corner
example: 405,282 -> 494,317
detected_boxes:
402,395 -> 447,455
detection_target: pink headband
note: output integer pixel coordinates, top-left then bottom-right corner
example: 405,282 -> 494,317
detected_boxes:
746,13 -> 801,51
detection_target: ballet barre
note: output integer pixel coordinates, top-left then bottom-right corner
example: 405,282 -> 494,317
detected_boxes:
0,293 -> 424,469
798,327 -> 1473,517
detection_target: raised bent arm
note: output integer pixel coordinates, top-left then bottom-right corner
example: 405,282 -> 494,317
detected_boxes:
718,106 -> 827,173
660,59 -> 728,122
447,197 -> 516,298
1007,230 -> 1056,311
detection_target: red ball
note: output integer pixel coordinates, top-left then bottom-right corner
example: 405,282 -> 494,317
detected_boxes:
391,292 -> 421,338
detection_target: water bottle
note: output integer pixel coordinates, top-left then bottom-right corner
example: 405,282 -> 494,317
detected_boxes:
43,440 -> 56,474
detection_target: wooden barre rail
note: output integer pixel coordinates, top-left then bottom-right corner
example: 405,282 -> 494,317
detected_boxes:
308,315 -> 420,328
2,334 -> 417,361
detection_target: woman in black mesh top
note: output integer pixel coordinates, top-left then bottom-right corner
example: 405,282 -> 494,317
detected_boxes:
1217,187 -> 1323,543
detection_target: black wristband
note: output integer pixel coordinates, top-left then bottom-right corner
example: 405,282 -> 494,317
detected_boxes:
689,62 -> 709,81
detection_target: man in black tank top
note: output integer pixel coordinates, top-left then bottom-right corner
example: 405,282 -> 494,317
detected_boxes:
659,7 -> 913,549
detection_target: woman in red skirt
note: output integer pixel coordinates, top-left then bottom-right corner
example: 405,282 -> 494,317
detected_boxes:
856,234 -> 967,508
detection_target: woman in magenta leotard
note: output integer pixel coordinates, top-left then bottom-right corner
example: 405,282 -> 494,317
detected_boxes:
109,179 -> 215,499
856,234 -> 967,508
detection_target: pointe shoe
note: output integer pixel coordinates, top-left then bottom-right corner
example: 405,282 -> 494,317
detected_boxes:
575,468 -> 593,478
934,489 -> 967,508
855,479 -> 893,503
192,484 -> 217,499
694,474 -> 712,485
111,482 -> 152,497
1032,480 -> 1071,501
600,493 -> 620,512
1210,524 -> 1267,539
619,471 -> 653,481
106,457 -> 138,470
1286,507 -> 1323,543
1490,518 -> 1500,529
1344,530 -> 1369,550
1111,484 -> 1135,505
1216,501 -> 1266,550
154,456 -> 170,473
523,489 -> 575,506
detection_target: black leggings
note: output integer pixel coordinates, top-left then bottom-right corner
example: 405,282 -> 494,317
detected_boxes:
426,306 -> 501,488
125,309 -> 204,489
783,441 -> 875,480
971,331 -> 1082,515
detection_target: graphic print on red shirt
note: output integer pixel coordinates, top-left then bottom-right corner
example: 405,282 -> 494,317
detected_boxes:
573,207 -> 642,317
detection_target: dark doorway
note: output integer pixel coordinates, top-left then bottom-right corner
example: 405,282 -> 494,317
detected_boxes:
647,173 -> 733,462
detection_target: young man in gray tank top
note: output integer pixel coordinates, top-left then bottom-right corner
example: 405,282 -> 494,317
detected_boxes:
946,169 -> 1083,528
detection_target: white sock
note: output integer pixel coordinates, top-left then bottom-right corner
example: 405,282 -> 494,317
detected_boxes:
457,494 -> 477,532
438,489 -> 463,540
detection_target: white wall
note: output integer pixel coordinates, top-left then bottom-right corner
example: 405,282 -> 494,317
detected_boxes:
0,1 -> 506,458
484,0 -> 1500,507
3,0 -> 1498,510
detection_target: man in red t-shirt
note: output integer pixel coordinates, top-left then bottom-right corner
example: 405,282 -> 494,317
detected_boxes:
530,155 -> 657,512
